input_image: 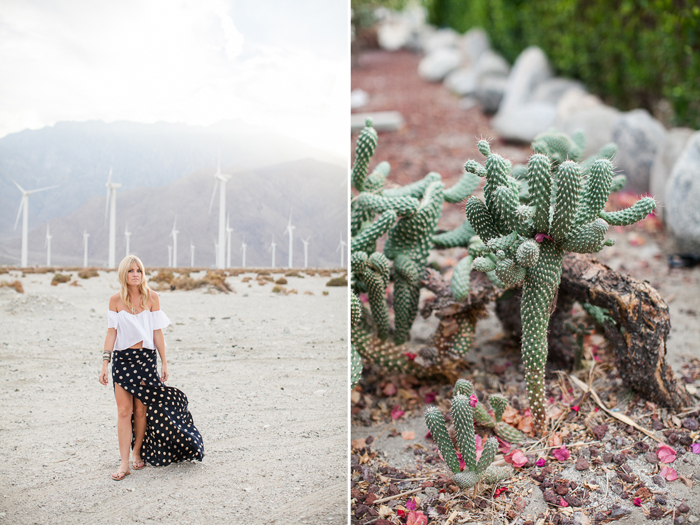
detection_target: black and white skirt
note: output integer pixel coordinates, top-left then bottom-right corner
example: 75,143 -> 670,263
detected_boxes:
112,348 -> 204,466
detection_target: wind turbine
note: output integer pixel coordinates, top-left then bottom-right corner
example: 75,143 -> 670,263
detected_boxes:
83,230 -> 90,268
124,224 -> 131,257
269,237 -> 277,268
13,181 -> 58,267
190,240 -> 195,268
214,241 -> 218,268
105,168 -> 122,269
208,153 -> 231,270
170,219 -> 179,268
301,237 -> 310,269
240,240 -> 247,268
336,233 -> 347,268
283,212 -> 295,269
45,225 -> 52,267
168,246 -> 173,268
226,215 -> 233,268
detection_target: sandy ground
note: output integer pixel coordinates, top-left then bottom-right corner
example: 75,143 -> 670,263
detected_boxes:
0,269 -> 348,525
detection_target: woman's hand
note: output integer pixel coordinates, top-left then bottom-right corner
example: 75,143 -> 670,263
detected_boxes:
161,363 -> 169,383
99,362 -> 109,385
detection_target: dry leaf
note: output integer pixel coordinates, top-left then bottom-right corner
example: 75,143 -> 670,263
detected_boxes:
548,432 -> 563,448
402,430 -> 416,440
672,415 -> 682,427
502,406 -> 520,425
378,505 -> 393,518
351,438 -> 366,449
547,405 -> 564,419
351,391 -> 361,404
679,475 -> 694,488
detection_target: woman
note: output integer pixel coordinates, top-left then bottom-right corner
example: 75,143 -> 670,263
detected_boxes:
99,255 -> 204,480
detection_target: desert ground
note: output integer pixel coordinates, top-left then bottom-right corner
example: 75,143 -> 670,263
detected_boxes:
0,268 -> 348,525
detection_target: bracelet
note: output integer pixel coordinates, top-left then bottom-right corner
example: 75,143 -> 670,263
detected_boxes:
103,350 -> 112,363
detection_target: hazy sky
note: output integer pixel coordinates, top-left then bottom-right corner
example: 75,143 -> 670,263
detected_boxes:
0,0 -> 349,156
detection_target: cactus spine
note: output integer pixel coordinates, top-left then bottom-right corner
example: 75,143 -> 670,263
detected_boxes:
454,379 -> 524,443
465,134 -> 655,434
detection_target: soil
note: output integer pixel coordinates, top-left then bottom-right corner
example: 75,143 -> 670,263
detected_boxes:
0,269 -> 348,525
351,48 -> 700,525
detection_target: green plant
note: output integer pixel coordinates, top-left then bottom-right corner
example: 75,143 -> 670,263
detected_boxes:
464,137 -> 655,434
454,379 -> 523,443
425,392 -> 511,489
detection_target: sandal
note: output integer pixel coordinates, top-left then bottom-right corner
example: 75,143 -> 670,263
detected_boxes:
132,459 -> 146,470
111,470 -> 130,481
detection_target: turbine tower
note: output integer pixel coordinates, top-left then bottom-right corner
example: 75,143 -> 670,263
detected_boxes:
13,181 -> 58,267
83,230 -> 90,268
240,240 -> 247,268
170,219 -> 179,268
301,237 -> 310,269
168,246 -> 173,268
190,240 -> 195,268
336,233 -> 347,268
105,168 -> 122,269
45,225 -> 52,267
283,212 -> 295,269
124,224 -> 131,257
269,237 -> 277,268
226,215 -> 233,268
208,153 -> 231,270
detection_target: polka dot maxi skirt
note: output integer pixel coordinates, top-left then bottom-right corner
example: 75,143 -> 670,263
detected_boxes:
112,348 -> 204,466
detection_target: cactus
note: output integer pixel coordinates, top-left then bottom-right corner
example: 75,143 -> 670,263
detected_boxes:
425,394 -> 511,489
454,379 -> 524,443
464,137 -> 655,434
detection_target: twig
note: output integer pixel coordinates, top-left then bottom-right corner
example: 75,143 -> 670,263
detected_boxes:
445,510 -> 459,525
372,487 -> 422,505
524,440 -> 601,455
674,405 -> 700,418
372,421 -> 395,443
568,374 -> 663,444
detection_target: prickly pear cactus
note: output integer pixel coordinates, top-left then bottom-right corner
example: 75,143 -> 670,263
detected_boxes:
464,137 -> 655,434
425,393 -> 512,489
454,379 -> 524,443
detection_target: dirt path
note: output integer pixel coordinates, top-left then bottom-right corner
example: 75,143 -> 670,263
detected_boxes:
0,269 -> 348,525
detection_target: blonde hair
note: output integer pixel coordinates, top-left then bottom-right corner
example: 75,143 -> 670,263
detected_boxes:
117,255 -> 151,313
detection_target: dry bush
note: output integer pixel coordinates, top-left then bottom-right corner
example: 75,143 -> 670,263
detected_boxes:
285,270 -> 301,277
325,276 -> 348,287
257,270 -> 271,276
51,273 -> 71,286
241,276 -> 252,283
150,270 -> 175,284
317,270 -> 332,277
275,277 -> 288,285
202,271 -> 233,293
0,268 -> 8,274
171,276 -> 198,291
271,285 -> 286,294
287,289 -> 298,294
322,290 -> 329,296
0,280 -> 24,293
304,290 -> 314,295
22,268 -> 54,274
78,269 -> 99,279
70,280 -> 80,287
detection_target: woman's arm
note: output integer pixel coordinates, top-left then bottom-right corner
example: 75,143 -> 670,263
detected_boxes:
100,296 -> 119,385
151,291 -> 169,382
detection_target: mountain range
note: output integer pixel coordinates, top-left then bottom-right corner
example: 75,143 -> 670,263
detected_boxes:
0,120 -> 347,268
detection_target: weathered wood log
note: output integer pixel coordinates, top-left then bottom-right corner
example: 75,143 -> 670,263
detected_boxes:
496,253 -> 690,410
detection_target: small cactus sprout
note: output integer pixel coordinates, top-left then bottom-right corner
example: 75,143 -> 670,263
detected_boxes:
425,395 -> 511,489
454,379 -> 524,443
465,137 -> 655,434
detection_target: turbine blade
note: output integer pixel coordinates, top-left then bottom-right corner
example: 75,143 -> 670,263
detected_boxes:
14,197 -> 25,230
26,184 -> 59,194
12,180 -> 25,193
105,187 -> 110,221
208,179 -> 218,214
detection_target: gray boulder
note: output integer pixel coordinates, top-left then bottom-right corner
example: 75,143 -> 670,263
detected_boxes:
475,49 -> 510,77
377,6 -> 427,51
418,47 -> 461,82
530,78 -> 585,105
611,109 -> 666,193
444,50 -> 510,98
444,68 -> 478,96
666,131 -> 700,252
650,127 -> 694,220
496,46 -> 552,114
493,103 -> 558,143
475,75 -> 508,114
555,91 -> 620,158
421,27 -> 459,54
457,27 -> 490,66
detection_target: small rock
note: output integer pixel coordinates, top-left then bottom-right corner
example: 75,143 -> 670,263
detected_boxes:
592,425 -> 608,440
634,441 -> 650,452
675,516 -> 686,525
543,488 -> 558,505
655,495 -> 667,505
646,451 -> 660,464
603,452 -> 614,463
564,495 -> 582,507
652,419 -> 665,430
610,506 -> 631,519
678,503 -> 690,514
575,457 -> 589,471
613,453 -> 626,465
682,417 -> 699,431
649,507 -> 664,520
653,474 -> 667,488
418,48 -> 461,82
666,130 -> 700,252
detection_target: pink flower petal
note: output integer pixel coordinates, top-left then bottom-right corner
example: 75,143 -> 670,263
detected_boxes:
424,391 -> 437,404
633,497 -> 642,506
660,466 -> 678,481
475,434 -> 484,462
657,444 -> 677,464
469,394 -> 478,408
457,452 -> 466,471
571,405 -> 580,412
691,443 -> 700,454
535,233 -> 554,243
406,498 -> 417,511
559,497 -> 568,507
506,450 -> 528,468
391,405 -> 405,420
404,352 -> 417,361
552,445 -> 570,461
406,511 -> 428,525
496,436 -> 511,454
536,457 -> 546,467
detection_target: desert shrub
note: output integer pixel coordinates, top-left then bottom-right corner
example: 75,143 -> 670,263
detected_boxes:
304,290 -> 314,295
241,276 -> 252,283
150,270 -> 175,284
275,277 -> 288,285
0,268 -> 8,274
285,270 -> 302,277
0,280 -> 24,293
202,271 -> 233,293
326,276 -> 348,287
427,0 -> 700,128
78,269 -> 99,279
51,273 -> 71,286
271,285 -> 286,293
70,280 -> 80,287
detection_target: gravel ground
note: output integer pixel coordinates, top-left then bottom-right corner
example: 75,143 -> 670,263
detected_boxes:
0,269 -> 348,525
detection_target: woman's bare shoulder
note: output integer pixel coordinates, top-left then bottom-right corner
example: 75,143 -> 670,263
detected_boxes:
109,293 -> 121,311
149,290 -> 160,311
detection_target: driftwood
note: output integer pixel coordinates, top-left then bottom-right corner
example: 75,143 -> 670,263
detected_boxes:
495,253 -> 690,410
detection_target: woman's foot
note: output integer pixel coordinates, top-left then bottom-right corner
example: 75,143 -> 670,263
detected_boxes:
132,457 -> 146,470
111,469 -> 130,481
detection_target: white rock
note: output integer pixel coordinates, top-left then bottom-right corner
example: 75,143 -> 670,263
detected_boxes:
530,78 -> 585,105
418,47 -> 461,82
666,131 -> 700,252
444,67 -> 478,96
377,21 -> 412,51
555,91 -> 620,158
421,27 -> 459,54
351,111 -> 405,132
350,89 -> 369,110
457,27 -> 490,66
611,109 -> 666,193
475,75 -> 508,114
649,127 -> 694,220
474,49 -> 509,77
496,46 -> 553,115
493,102 -> 558,143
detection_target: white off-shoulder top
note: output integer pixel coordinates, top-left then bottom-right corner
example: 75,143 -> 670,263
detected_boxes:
107,309 -> 171,351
